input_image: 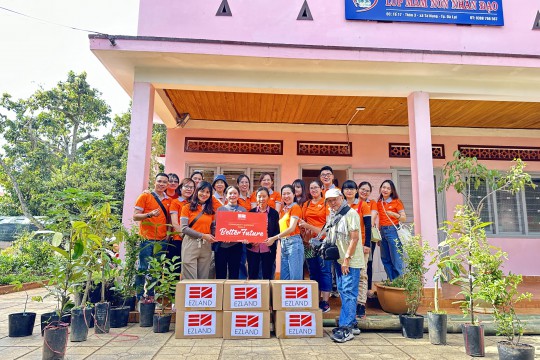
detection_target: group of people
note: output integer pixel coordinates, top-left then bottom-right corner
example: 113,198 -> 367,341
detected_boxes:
133,166 -> 407,343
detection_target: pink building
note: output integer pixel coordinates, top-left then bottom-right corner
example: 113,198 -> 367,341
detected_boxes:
90,0 -> 540,281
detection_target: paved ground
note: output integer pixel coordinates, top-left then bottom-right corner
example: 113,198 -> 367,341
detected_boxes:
1,288 -> 539,359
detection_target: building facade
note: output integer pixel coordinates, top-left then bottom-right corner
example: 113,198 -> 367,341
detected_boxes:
90,0 -> 540,281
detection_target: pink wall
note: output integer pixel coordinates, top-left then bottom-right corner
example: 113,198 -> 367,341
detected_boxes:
138,0 -> 540,57
165,127 -> 540,275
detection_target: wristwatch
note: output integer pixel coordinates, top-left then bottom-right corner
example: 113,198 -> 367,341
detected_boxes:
345,253 -> 352,260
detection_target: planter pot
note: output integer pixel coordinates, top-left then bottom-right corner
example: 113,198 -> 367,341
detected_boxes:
427,312 -> 447,345
8,312 -> 36,337
153,314 -> 172,333
110,306 -> 130,328
462,323 -> 485,357
112,295 -> 136,312
139,302 -> 156,327
94,302 -> 111,334
400,314 -> 424,339
42,323 -> 68,360
70,307 -> 92,342
375,283 -> 408,315
89,283 -> 113,304
40,312 -> 71,336
497,341 -> 535,360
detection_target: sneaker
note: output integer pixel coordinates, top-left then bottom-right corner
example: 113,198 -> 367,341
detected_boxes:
351,323 -> 361,335
356,303 -> 366,318
331,327 -> 354,343
330,291 -> 340,298
319,300 -> 331,313
367,290 -> 377,299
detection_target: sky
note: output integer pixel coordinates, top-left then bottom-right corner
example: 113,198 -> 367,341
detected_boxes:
0,0 -> 139,116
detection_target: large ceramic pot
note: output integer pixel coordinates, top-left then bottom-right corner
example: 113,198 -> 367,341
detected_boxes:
375,282 -> 408,315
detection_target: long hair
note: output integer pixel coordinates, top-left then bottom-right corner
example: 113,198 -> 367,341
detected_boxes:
280,184 -> 295,205
308,179 -> 323,200
292,179 -> 308,207
190,181 -> 214,214
358,181 -> 373,192
237,174 -> 250,188
378,179 -> 399,200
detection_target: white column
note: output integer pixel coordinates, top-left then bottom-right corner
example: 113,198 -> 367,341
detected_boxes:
122,82 -> 155,228
407,91 -> 438,287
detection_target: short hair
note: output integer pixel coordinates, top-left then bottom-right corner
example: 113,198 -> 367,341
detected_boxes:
256,187 -> 270,197
155,172 -> 169,179
225,185 -> 240,196
319,166 -> 333,175
190,171 -> 204,179
358,181 -> 373,192
259,172 -> 273,183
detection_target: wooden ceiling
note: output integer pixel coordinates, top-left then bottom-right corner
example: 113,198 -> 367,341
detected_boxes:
165,90 -> 540,129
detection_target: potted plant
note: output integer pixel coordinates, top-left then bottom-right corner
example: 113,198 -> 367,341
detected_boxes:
8,280 -> 37,337
427,245 -> 448,345
146,253 -> 180,333
438,151 -> 534,357
477,254 -> 534,360
399,233 -> 430,339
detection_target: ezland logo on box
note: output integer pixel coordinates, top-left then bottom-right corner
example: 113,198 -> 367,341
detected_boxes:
285,313 -> 316,336
282,285 -> 312,307
184,284 -> 217,307
231,312 -> 263,336
184,312 -> 216,336
231,284 -> 261,308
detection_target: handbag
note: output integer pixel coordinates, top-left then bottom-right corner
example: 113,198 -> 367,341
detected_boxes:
371,226 -> 382,243
316,205 -> 351,261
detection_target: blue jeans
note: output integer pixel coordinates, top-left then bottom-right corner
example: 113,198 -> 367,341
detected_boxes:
280,235 -> 304,280
335,262 -> 360,328
307,256 -> 333,292
135,240 -> 168,299
380,225 -> 404,281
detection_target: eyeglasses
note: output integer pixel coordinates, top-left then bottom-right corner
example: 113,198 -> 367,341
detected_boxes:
359,188 -> 371,193
183,186 -> 194,190
343,188 -> 356,191
309,186 -> 321,190
320,173 -> 333,178
169,180 -> 179,183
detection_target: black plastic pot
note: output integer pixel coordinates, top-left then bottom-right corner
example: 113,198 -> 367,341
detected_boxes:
112,295 -> 136,312
8,312 -> 36,337
497,341 -> 535,360
88,283 -> 113,304
42,323 -> 68,360
40,312 -> 71,336
427,312 -> 447,345
400,314 -> 424,339
94,302 -> 111,334
462,323 -> 485,357
110,306 -> 130,328
153,314 -> 172,333
139,302 -> 156,327
70,307 -> 92,342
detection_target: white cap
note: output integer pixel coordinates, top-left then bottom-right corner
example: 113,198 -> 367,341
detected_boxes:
325,188 -> 341,199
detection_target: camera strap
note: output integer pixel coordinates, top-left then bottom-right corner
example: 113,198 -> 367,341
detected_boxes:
314,205 -> 351,244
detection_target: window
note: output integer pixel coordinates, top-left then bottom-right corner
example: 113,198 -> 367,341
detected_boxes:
469,177 -> 540,236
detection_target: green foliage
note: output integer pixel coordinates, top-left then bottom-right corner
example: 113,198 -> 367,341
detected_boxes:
146,254 -> 180,315
111,227 -> 140,300
400,234 -> 431,316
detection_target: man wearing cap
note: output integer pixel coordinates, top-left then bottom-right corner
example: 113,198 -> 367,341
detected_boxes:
324,188 -> 364,343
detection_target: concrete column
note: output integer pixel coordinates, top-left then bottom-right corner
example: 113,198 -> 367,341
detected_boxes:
122,82 -> 155,228
407,91 -> 438,286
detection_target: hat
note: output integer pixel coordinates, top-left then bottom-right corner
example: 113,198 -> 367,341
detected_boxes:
212,174 -> 229,188
325,188 -> 342,199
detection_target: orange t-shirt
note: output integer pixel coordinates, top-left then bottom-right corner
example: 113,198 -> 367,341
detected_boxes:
302,198 -> 328,229
238,194 -> 251,210
357,200 -> 372,245
348,199 -> 360,212
134,193 -> 171,240
279,203 -> 302,236
250,190 -> 282,210
322,186 -> 341,197
180,203 -> 215,235
212,194 -> 227,212
377,198 -> 405,227
170,197 -> 190,240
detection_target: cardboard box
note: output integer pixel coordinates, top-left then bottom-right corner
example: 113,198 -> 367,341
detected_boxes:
176,280 -> 225,310
175,310 -> 223,339
223,280 -> 270,311
270,280 -> 319,310
223,311 -> 271,339
274,310 -> 323,338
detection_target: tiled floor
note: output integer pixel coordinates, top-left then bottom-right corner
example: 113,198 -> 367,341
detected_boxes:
1,288 -> 539,359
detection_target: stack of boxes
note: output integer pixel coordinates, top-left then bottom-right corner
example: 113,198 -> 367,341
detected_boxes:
175,279 -> 322,339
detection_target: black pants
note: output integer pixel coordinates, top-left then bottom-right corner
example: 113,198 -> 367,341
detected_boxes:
166,239 -> 182,275
215,243 -> 243,279
367,242 -> 376,290
246,249 -> 276,280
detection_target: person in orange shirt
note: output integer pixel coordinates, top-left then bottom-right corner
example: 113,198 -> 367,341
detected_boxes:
355,181 -> 374,318
166,173 -> 180,199
320,166 -> 339,195
169,178 -> 196,264
377,179 -> 407,281
212,174 -> 228,210
358,181 -> 379,298
264,185 -> 304,280
298,179 -> 332,313
180,181 -> 216,280
250,173 -> 282,211
190,171 -> 204,187
342,180 -> 360,211
292,179 -> 308,208
236,174 -> 251,210
133,172 -> 172,299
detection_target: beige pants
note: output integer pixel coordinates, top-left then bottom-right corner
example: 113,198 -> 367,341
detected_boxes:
357,252 -> 370,305
181,236 -> 213,280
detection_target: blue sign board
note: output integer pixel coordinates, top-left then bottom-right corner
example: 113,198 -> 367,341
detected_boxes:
345,0 -> 504,26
